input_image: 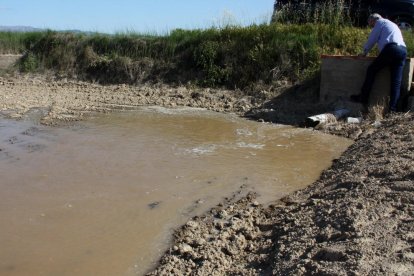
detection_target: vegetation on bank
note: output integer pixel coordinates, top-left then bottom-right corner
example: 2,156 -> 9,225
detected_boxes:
1,23 -> 414,89
0,31 -> 43,55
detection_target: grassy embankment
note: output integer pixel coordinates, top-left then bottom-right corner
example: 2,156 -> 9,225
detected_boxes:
1,4 -> 414,90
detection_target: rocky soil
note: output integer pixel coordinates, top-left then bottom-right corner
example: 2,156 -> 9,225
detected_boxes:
147,112 -> 414,276
0,74 -> 263,125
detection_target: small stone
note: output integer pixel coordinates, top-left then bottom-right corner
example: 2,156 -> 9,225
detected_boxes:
314,247 -> 348,262
372,121 -> 382,127
186,221 -> 199,229
194,238 -> 206,246
214,221 -> 224,230
179,243 -> 193,254
218,210 -> 228,219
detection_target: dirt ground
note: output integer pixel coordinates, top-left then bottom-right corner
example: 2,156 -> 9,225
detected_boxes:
0,55 -> 21,71
0,73 -> 261,123
0,73 -> 368,138
1,74 -> 413,275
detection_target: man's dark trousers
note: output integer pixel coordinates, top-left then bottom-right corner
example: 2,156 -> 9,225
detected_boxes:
360,43 -> 407,111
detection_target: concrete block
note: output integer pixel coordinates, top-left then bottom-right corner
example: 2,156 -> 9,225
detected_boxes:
320,55 -> 414,109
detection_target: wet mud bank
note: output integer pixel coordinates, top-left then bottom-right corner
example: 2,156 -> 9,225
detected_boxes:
0,74 -> 261,126
0,74 -> 366,139
147,113 -> 414,275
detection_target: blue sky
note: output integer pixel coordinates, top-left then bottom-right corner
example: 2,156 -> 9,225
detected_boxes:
0,0 -> 275,34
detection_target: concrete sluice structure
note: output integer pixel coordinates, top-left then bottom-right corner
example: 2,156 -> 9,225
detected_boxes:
320,55 -> 414,112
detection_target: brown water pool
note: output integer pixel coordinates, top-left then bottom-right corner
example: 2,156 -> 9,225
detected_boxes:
0,107 -> 352,275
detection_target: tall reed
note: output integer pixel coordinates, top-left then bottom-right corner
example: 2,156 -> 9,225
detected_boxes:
272,0 -> 353,26
0,31 -> 44,54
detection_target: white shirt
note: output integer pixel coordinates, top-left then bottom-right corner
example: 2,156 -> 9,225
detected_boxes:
363,18 -> 406,55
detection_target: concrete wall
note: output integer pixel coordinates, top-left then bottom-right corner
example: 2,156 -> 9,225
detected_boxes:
320,55 -> 414,110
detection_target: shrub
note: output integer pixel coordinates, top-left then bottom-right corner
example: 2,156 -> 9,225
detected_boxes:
19,52 -> 38,72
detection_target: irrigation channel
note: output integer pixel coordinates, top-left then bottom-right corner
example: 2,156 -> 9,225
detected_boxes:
0,107 -> 352,275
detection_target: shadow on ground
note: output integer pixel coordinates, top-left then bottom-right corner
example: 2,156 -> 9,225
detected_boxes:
245,76 -> 332,126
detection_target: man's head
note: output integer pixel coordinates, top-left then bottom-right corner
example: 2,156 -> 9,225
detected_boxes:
368,13 -> 382,28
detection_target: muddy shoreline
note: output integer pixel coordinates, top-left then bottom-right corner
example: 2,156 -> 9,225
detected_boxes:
0,74 -> 369,138
0,74 -> 261,124
1,74 -> 413,275
148,112 -> 414,275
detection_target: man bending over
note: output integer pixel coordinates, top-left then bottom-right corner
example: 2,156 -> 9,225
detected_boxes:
351,13 -> 407,112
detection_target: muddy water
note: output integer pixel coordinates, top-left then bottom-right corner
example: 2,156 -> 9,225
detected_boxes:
0,107 -> 352,276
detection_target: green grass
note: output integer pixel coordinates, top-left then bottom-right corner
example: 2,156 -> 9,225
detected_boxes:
272,0 -> 353,26
1,22 -> 414,89
0,31 -> 45,54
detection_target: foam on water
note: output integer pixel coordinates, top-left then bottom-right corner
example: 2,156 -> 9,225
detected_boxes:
236,128 -> 253,136
236,142 -> 265,149
184,144 -> 218,155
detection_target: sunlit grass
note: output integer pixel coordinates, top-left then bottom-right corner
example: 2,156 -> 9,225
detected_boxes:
0,31 -> 45,54
272,0 -> 354,26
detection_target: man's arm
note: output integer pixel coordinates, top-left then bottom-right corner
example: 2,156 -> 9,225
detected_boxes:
362,21 -> 382,56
